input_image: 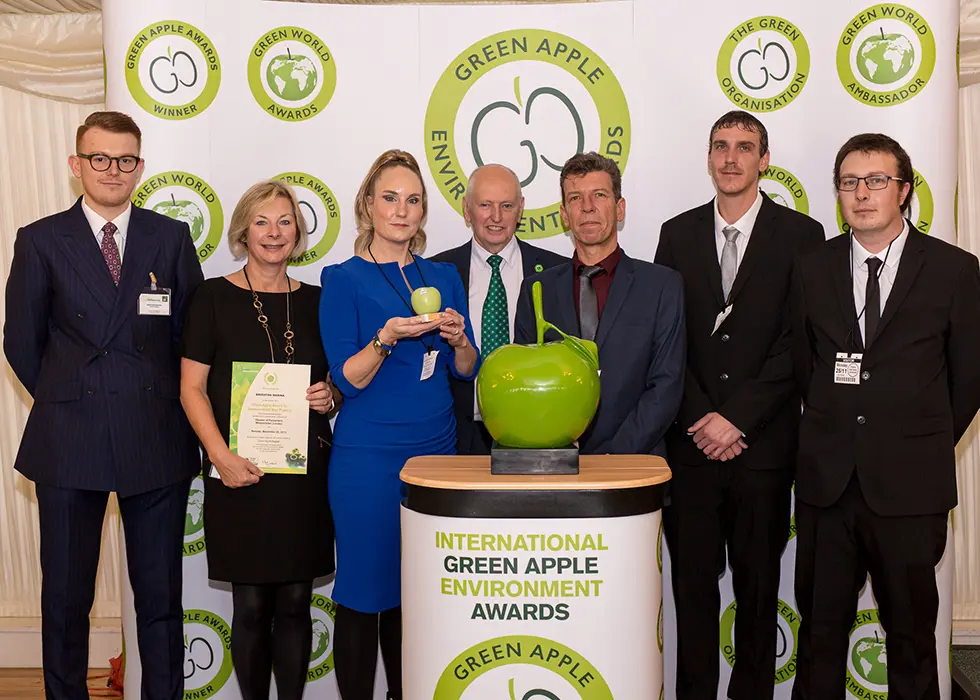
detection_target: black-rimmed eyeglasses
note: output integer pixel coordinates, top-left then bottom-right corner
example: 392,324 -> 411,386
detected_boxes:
77,153 -> 141,173
838,175 -> 903,192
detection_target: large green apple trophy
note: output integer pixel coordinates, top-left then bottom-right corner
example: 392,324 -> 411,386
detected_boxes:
477,281 -> 600,450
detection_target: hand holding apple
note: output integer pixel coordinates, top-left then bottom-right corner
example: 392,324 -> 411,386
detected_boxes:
380,314 -> 446,344
438,308 -> 468,348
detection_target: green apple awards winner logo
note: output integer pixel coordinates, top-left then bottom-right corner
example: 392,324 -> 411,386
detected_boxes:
717,17 -> 810,113
837,5 -> 935,106
182,609 -> 233,698
837,168 -> 933,235
424,29 -> 630,240
125,21 -> 221,120
133,172 -> 223,263
249,27 -> 337,122
182,473 -> 205,557
271,172 -> 342,266
847,609 -> 888,698
760,166 -> 810,215
434,635 -> 612,699
307,594 -> 338,682
721,599 -> 800,684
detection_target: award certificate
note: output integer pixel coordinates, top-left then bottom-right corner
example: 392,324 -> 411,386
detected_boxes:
230,362 -> 311,474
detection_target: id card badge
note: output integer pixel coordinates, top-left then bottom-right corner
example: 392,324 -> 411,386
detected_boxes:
834,352 -> 863,385
420,350 -> 439,381
139,287 -> 171,316
711,304 -> 733,336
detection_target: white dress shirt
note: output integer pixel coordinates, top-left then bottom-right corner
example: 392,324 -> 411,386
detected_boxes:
469,235 -> 524,420
713,189 -> 764,271
851,220 -> 909,344
82,198 -> 132,262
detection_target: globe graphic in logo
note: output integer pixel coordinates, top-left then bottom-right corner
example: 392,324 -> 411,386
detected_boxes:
266,49 -> 318,101
185,488 -> 204,536
857,30 -> 914,84
310,619 -> 330,661
851,636 -> 888,685
154,196 -> 206,245
766,192 -> 790,208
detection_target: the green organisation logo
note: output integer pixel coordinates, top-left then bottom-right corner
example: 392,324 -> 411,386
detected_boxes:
847,609 -> 888,698
717,17 -> 810,113
182,609 -> 233,698
249,27 -> 337,122
307,594 -> 338,682
424,29 -> 630,240
721,599 -> 800,685
125,21 -> 221,120
271,172 -> 342,266
760,166 -> 810,215
838,5 -> 935,106
434,635 -> 613,699
836,168 -> 933,235
133,171 -> 224,264
181,473 -> 205,557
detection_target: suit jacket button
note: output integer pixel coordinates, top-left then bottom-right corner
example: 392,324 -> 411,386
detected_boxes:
857,415 -> 866,425
720,373 -> 729,381
721,334 -> 730,342
144,384 -> 152,391
861,370 -> 871,381
87,388 -> 95,395
77,312 -> 85,319
136,344 -> 144,352
101,349 -> 108,356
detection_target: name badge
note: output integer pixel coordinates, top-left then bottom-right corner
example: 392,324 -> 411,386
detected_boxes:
139,287 -> 171,316
711,304 -> 733,336
834,352 -> 863,385
420,350 -> 439,381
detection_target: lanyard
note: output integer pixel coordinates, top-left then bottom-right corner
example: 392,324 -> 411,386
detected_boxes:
845,231 -> 894,352
368,245 -> 435,353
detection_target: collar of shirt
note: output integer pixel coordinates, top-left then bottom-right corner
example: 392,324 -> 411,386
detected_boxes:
851,219 -> 909,271
713,189 -> 763,248
82,198 -> 132,243
471,234 -> 520,271
572,244 -> 623,278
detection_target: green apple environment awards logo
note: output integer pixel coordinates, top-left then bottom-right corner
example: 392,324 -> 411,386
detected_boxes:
837,168 -> 933,235
837,5 -> 935,106
424,29 -> 630,240
721,599 -> 800,684
717,17 -> 810,113
249,27 -> 337,122
133,172 -> 223,263
760,166 -> 809,215
271,172 -> 342,266
125,21 -> 221,120
307,594 -> 338,682
182,609 -> 233,698
847,609 -> 888,696
181,473 -> 205,557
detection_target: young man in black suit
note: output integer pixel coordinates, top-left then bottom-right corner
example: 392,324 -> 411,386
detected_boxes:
655,111 -> 824,700
791,134 -> 980,699
431,164 -> 566,454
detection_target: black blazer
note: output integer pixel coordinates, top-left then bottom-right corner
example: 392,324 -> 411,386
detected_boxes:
431,238 -> 566,454
792,226 -> 980,516
3,198 -> 204,496
655,195 -> 825,470
513,250 -> 686,456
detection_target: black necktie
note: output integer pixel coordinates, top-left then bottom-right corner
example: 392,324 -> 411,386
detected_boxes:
578,265 -> 603,341
864,256 -> 882,346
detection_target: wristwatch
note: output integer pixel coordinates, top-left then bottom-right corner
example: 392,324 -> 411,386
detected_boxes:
372,329 -> 395,358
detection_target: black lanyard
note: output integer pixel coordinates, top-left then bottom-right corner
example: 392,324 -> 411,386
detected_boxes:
368,245 -> 435,353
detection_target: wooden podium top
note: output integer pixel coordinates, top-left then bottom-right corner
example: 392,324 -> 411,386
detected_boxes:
400,454 -> 671,491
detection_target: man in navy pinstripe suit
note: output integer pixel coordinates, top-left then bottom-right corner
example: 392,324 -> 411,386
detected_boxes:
3,112 -> 203,700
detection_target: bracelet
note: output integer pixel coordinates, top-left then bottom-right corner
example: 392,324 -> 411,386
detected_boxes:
372,328 -> 395,358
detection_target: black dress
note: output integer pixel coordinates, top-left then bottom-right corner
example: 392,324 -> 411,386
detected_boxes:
181,277 -> 335,583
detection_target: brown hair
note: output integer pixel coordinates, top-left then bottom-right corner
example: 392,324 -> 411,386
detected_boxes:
76,111 -> 142,153
559,152 -> 622,202
226,180 -> 308,261
833,133 -> 914,215
353,150 -> 428,255
708,110 -> 769,156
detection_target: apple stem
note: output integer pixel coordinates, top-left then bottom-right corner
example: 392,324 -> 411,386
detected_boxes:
532,280 -> 545,345
171,193 -> 177,205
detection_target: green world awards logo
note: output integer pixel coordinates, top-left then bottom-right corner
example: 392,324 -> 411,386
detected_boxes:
721,599 -> 800,684
133,172 -> 224,263
125,21 -> 221,120
249,27 -> 337,122
182,474 -> 205,557
424,29 -> 630,240
307,594 -> 337,682
434,636 -> 613,699
760,166 -> 809,215
836,168 -> 933,235
837,5 -> 935,106
271,172 -> 342,266
717,17 -> 810,112
847,609 -> 888,697
182,609 -> 233,698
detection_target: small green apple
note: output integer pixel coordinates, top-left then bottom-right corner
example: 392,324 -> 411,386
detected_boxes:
411,287 -> 442,317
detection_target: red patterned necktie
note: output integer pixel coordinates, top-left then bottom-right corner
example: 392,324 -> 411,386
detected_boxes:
101,221 -> 121,286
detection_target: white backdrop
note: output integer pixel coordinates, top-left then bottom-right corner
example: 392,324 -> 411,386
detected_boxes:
101,0 -> 958,697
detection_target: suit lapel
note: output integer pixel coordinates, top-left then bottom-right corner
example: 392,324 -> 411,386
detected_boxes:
104,208 -> 161,343
552,263 -> 580,337
875,226 -> 925,342
829,235 -> 861,349
726,196 -> 776,305
454,241 -> 473,293
54,199 -> 117,312
596,254 -> 634,350
518,238 -> 546,278
695,205 -> 725,308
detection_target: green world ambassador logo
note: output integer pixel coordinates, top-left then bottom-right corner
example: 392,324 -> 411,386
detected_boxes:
181,474 -> 205,557
182,609 -> 233,698
836,168 -> 933,235
760,166 -> 809,215
847,609 -> 888,697
271,172 -> 342,266
434,635 -> 613,699
307,594 -> 337,682
249,27 -> 337,122
721,599 -> 800,684
424,29 -> 630,240
125,21 -> 220,120
717,17 -> 810,113
837,5 -> 935,106
134,171 -> 224,264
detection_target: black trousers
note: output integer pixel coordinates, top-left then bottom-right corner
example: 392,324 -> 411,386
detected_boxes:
36,480 -> 190,700
792,474 -> 948,700
663,463 -> 792,700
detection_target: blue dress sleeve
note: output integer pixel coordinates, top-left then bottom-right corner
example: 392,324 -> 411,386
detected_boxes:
320,264 -> 363,399
447,264 -> 480,381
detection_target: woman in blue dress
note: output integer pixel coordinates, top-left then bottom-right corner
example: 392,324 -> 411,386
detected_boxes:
319,149 -> 479,700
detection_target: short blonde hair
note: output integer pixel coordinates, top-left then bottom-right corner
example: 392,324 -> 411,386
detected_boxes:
227,180 -> 308,261
353,150 -> 427,255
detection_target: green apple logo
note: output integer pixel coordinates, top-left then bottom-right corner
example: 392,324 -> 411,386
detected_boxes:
153,193 -> 205,244
509,678 -> 560,700
266,47 -> 318,101
852,631 -> 888,685
310,619 -> 329,662
471,77 -> 584,188
149,46 -> 198,94
184,487 -> 204,537
183,634 -> 214,680
299,200 -> 318,236
737,38 -> 790,90
858,27 -> 915,84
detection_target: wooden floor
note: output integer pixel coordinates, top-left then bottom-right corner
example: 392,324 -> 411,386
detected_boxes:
0,670 -> 115,699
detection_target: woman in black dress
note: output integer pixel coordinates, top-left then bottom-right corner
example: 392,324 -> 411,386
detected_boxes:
180,180 -> 336,700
